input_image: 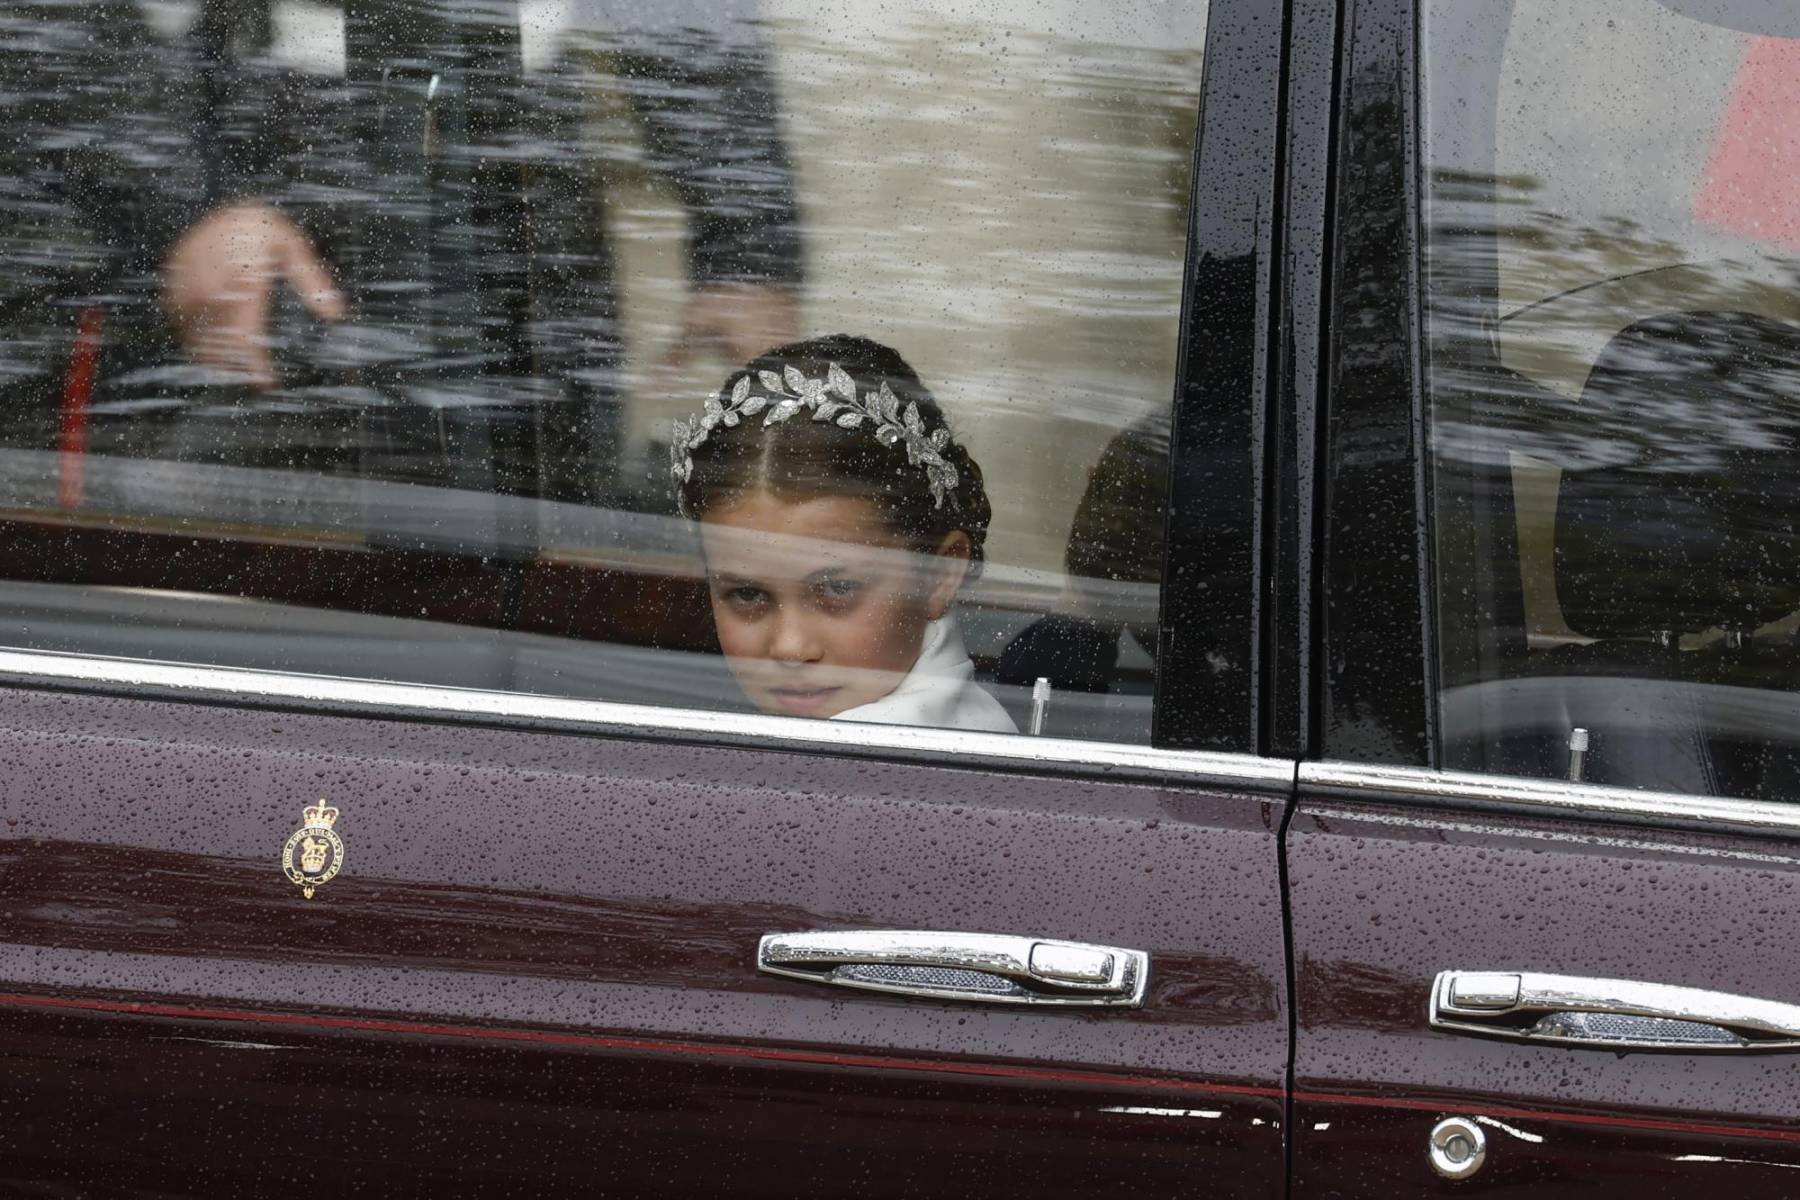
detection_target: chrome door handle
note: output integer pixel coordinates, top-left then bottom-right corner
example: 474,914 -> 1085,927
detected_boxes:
758,930 -> 1149,1007
1431,970 -> 1800,1051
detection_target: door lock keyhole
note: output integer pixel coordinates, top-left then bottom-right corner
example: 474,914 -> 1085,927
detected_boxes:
1428,1117 -> 1488,1180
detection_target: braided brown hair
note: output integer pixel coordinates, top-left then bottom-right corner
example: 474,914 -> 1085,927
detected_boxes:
677,334 -> 993,564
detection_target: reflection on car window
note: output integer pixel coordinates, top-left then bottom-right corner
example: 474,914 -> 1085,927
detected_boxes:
1424,0 -> 1800,797
0,0 -> 1207,744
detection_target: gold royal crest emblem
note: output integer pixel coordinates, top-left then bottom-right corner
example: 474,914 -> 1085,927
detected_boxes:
281,799 -> 345,899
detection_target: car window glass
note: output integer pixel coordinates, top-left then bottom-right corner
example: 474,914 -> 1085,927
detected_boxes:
1424,0 -> 1800,797
0,0 -> 1209,744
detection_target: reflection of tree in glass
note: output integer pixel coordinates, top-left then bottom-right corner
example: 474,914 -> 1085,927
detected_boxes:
1426,168 -> 1800,472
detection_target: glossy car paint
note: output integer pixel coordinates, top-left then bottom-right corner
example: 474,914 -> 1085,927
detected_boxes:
1157,0 -> 1284,756
0,0 -> 1295,1188
1287,798 -> 1800,1195
12,0 -> 1798,1192
1265,0 -> 1339,763
1290,0 -> 1800,1192
1314,0 -> 1433,767
0,689 -> 1288,1195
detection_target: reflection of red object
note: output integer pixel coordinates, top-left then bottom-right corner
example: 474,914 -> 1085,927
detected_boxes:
58,306 -> 103,510
1695,36 -> 1800,251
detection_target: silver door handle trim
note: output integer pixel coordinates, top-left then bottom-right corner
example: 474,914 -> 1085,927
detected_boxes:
758,930 -> 1149,1007
1431,970 -> 1800,1051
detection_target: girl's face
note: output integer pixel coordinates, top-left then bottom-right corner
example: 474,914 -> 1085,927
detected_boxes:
699,489 -> 971,719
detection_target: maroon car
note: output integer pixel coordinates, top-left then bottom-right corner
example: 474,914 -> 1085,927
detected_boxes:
1,0 -> 1798,1195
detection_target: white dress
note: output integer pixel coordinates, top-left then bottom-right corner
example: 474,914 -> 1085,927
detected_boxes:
830,616 -> 1018,733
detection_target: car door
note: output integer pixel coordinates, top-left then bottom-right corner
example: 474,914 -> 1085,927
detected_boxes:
1287,0 -> 1800,1193
0,1 -> 1292,1195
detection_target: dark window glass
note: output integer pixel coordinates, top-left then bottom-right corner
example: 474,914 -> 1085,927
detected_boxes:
1425,0 -> 1800,796
0,0 -> 1209,742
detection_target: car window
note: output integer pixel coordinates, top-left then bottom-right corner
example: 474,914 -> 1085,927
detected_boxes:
1423,0 -> 1800,797
0,0 -> 1210,744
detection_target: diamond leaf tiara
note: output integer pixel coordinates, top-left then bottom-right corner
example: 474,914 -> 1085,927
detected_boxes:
671,362 -> 961,514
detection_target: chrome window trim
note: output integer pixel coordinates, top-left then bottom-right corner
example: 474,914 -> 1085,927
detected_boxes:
0,648 -> 1293,792
1301,760 -> 1800,840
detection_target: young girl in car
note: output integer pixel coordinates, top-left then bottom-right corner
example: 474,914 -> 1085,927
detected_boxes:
671,334 -> 1016,732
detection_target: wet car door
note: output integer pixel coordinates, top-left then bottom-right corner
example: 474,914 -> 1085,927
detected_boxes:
0,0 -> 1291,1195
1287,0 -> 1800,1193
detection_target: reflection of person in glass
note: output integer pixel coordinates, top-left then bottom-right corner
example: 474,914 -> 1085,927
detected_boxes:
674,335 -> 1015,732
996,416 -> 1167,695
0,0 -> 801,505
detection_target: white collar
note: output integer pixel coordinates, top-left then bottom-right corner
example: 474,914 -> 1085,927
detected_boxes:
829,616 -> 1017,733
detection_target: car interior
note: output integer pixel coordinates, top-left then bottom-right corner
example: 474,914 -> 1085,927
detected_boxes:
1443,303 -> 1800,798
1430,0 -> 1800,801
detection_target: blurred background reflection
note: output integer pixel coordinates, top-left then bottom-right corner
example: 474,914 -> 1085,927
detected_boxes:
0,0 -> 1208,742
1425,0 -> 1800,797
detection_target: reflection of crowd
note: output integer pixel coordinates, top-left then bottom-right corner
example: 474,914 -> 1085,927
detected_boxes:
0,0 -> 802,505
0,0 -> 1180,733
